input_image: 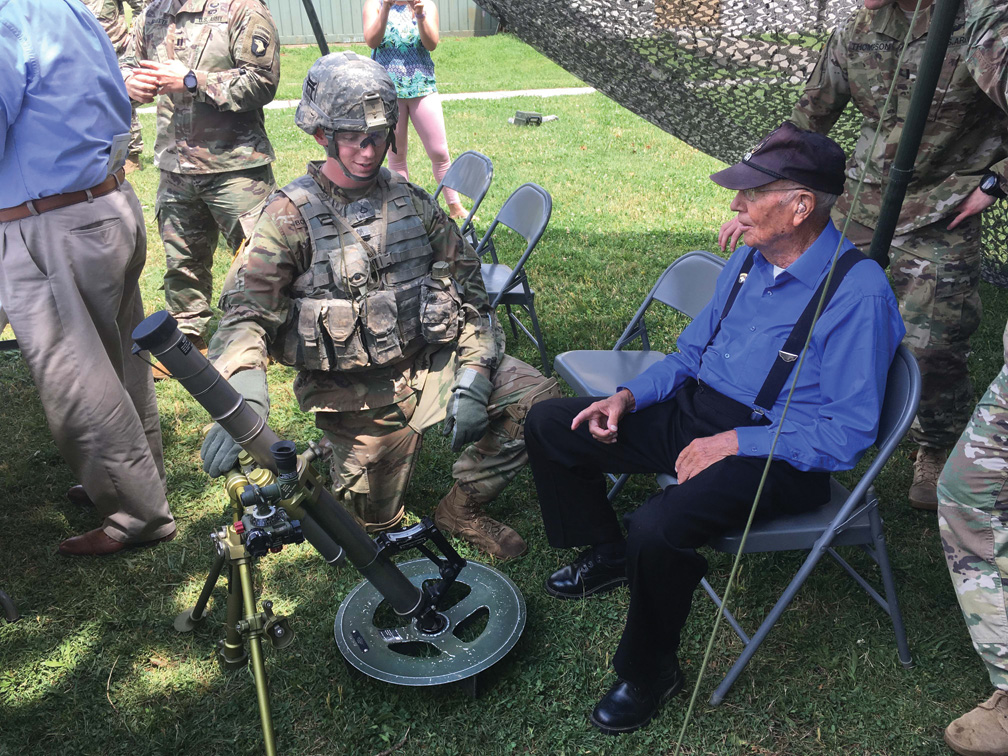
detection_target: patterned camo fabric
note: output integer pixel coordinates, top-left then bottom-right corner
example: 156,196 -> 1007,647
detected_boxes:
938,320 -> 1008,689
123,0 -> 279,174
209,162 -> 558,527
477,0 -> 1008,285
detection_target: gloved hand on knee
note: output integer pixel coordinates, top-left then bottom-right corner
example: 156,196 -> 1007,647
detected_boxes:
443,367 -> 493,453
200,369 -> 270,477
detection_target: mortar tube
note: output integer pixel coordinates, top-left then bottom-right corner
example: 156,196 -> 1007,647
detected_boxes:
132,312 -> 424,617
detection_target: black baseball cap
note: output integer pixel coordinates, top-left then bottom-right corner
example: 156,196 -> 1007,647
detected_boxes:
710,121 -> 847,195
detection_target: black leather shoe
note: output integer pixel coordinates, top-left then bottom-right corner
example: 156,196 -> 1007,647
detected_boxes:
544,548 -> 627,599
590,665 -> 685,735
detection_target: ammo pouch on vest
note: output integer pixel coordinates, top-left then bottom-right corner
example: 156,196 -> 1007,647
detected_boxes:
360,289 -> 403,366
419,272 -> 463,344
282,298 -> 369,371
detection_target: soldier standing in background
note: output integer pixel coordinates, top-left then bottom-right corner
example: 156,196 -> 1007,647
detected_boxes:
936,5 -> 1008,756
937,323 -> 1008,756
721,0 -> 1008,511
122,0 -> 279,360
82,0 -> 147,174
201,52 -> 559,559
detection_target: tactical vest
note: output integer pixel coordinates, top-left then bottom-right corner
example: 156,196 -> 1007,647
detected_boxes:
273,169 -> 460,373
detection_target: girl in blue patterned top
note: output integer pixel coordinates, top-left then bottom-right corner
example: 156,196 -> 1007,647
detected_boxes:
364,0 -> 468,219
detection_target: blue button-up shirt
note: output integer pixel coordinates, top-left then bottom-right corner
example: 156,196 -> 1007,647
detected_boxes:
0,0 -> 131,207
621,222 -> 906,472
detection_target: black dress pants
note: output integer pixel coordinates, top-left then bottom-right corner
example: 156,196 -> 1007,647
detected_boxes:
524,381 -> 830,688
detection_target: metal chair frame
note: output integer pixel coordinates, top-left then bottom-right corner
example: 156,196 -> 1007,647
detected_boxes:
552,250 -> 917,705
473,182 -> 553,375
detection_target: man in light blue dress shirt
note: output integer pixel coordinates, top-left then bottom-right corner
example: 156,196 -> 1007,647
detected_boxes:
0,0 -> 175,555
524,122 -> 906,734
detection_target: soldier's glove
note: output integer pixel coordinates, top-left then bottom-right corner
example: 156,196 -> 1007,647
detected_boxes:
200,369 -> 270,478
443,368 -> 494,453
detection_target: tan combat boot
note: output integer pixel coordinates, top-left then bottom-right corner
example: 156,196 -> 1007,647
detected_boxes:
944,690 -> 1008,756
124,155 -> 143,175
434,485 -> 527,560
909,446 -> 946,511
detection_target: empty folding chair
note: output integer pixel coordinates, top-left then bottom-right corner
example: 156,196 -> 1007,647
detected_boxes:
474,183 -> 552,375
432,150 -> 493,248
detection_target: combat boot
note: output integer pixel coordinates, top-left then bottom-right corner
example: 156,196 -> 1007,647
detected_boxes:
124,154 -> 143,175
909,446 -> 946,511
434,484 -> 526,560
944,689 -> 1008,756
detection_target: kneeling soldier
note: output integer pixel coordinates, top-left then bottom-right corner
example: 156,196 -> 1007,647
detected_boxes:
202,52 -> 558,559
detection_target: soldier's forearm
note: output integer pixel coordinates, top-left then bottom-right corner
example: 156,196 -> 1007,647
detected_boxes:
199,69 -> 279,112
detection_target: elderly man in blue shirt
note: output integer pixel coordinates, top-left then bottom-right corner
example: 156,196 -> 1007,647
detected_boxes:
524,122 -> 906,734
0,0 -> 175,555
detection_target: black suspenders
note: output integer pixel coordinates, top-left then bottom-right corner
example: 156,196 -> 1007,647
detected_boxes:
707,248 -> 867,421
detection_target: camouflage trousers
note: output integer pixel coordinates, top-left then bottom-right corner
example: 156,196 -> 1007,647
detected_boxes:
128,104 -> 142,158
156,165 -> 274,340
937,360 -> 1008,689
315,350 -> 560,530
842,215 -> 982,449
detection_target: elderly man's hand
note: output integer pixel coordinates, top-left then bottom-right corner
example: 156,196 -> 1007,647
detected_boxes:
947,186 -> 997,230
571,389 -> 635,444
675,430 -> 738,482
718,216 -> 749,253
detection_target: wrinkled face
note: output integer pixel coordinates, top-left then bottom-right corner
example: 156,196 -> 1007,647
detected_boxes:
727,181 -> 803,252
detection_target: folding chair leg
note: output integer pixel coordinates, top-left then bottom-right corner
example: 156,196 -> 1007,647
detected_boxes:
527,301 -> 550,377
504,303 -> 518,337
607,473 -> 630,502
869,507 -> 913,669
700,578 -> 750,645
709,542 -> 829,706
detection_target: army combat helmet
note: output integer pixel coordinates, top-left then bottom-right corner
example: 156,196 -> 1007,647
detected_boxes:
295,51 -> 398,182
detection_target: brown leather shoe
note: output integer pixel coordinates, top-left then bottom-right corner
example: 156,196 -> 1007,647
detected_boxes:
66,484 -> 93,507
152,334 -> 207,380
58,526 -> 176,556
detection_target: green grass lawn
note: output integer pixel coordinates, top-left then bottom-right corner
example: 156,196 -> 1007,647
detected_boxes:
276,35 -> 585,101
1,34 -> 1006,756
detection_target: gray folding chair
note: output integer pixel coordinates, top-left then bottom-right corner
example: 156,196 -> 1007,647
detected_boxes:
552,250 -> 726,498
433,150 -> 493,246
474,183 -> 552,375
657,343 -> 919,705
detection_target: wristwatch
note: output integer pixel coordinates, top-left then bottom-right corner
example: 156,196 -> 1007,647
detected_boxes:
979,172 -> 1007,200
183,69 -> 198,94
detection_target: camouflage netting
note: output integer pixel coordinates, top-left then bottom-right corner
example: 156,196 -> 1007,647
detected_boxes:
477,0 -> 1008,286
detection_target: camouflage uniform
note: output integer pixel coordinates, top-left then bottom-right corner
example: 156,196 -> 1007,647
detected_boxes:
938,319 -> 1008,692
123,0 -> 279,341
965,0 -> 1008,116
210,162 -> 558,531
82,0 -> 145,158
791,2 -> 1008,451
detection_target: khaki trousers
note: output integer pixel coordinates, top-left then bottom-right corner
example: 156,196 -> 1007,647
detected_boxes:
0,183 -> 175,542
